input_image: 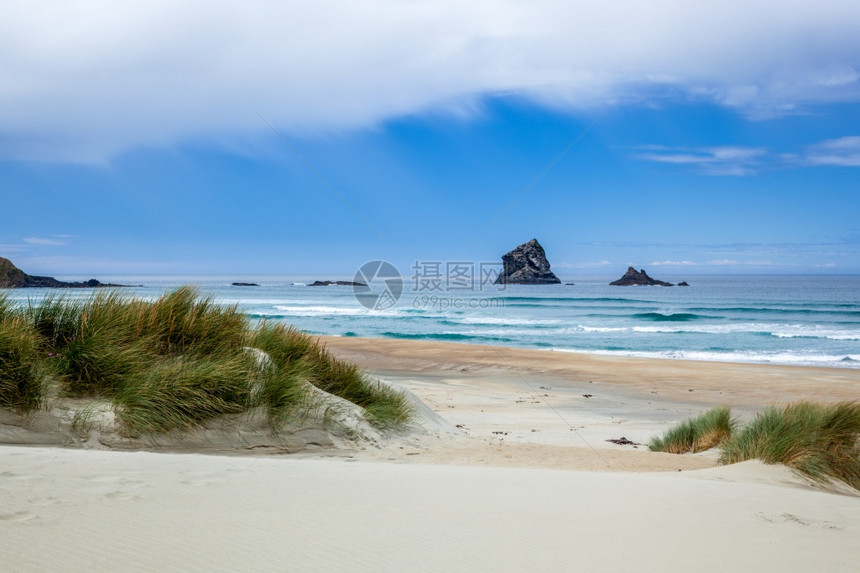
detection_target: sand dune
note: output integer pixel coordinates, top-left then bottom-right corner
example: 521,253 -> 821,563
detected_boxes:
1,447 -> 857,572
2,338 -> 858,571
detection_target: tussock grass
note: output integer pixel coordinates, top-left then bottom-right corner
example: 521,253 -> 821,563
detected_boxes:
649,406 -> 736,453
26,294 -> 81,350
315,357 -> 413,429
720,401 -> 860,489
2,287 -> 412,435
0,293 -> 16,322
114,352 -> 256,436
0,313 -> 45,412
252,323 -> 413,430
135,287 -> 248,356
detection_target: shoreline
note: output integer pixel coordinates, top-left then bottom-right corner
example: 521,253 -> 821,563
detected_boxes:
319,335 -> 859,407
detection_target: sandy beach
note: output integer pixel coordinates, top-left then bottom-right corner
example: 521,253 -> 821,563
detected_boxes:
322,336 -> 859,471
2,338 -> 858,572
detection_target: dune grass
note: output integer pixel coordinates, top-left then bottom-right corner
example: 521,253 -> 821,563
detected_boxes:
719,401 -> 860,489
252,323 -> 413,429
0,287 -> 413,435
651,401 -> 860,489
649,406 -> 736,454
113,352 -> 257,436
0,310 -> 45,412
26,294 -> 81,350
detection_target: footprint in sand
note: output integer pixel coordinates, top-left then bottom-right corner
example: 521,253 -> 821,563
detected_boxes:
757,512 -> 842,530
181,473 -> 225,487
0,510 -> 39,523
104,490 -> 142,501
27,496 -> 61,507
90,476 -> 147,488
0,471 -> 38,481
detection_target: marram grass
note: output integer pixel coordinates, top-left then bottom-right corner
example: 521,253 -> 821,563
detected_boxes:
651,401 -> 860,490
0,287 -> 413,434
252,322 -> 413,430
720,401 -> 860,489
0,313 -> 45,412
113,352 -> 256,436
649,406 -> 736,454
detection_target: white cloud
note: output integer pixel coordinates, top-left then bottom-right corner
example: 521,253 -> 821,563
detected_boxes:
634,145 -> 766,175
649,260 -> 696,266
576,260 -> 613,268
805,136 -> 860,166
23,237 -> 67,246
1,1 -> 860,162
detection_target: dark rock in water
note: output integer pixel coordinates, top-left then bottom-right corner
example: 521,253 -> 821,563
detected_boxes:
610,267 -> 673,287
308,280 -> 367,287
677,281 -> 689,287
565,283 -> 575,286
231,282 -> 260,287
494,238 -> 561,285
0,257 -> 130,288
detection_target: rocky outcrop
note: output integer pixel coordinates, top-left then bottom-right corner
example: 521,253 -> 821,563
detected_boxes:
494,239 -> 561,285
677,281 -> 690,287
609,267 -> 674,287
231,282 -> 260,287
308,280 -> 367,287
0,257 -> 128,288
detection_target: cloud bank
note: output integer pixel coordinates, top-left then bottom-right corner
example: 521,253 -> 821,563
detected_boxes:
2,0 -> 860,162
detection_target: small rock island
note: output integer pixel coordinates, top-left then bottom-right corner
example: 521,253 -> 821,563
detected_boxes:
0,257 -> 129,288
495,238 -> 561,285
308,280 -> 367,287
610,267 -> 674,287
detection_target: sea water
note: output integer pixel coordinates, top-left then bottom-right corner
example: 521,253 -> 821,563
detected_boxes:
5,274 -> 859,369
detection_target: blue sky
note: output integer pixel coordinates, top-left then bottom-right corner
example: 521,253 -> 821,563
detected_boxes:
2,1 -> 859,278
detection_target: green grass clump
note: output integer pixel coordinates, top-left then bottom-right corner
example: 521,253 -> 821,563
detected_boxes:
113,352 -> 256,436
253,323 -> 413,429
3,287 -> 412,435
0,314 -> 45,412
37,288 -> 248,398
719,401 -> 860,489
47,292 -> 148,396
649,406 -> 736,453
134,287 -> 248,356
26,294 -> 81,349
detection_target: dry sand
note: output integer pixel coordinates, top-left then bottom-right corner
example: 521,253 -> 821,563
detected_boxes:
321,336 -> 859,471
2,337 -> 858,571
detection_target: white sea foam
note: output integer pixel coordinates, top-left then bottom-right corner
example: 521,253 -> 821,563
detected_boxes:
552,348 -> 860,368
577,325 -> 627,333
273,305 -> 377,316
457,328 -> 550,337
768,325 -> 860,341
625,322 -> 860,340
455,317 -> 562,326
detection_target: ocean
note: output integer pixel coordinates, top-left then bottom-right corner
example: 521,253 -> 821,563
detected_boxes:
4,274 -> 859,369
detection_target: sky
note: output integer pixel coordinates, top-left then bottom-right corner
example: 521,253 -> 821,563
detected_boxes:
2,1 -> 859,278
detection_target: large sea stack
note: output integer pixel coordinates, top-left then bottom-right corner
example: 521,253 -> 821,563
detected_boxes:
609,267 -> 674,287
494,239 -> 561,285
0,257 -> 126,288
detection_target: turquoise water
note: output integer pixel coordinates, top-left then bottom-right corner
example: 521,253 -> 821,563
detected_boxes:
5,274 -> 859,369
